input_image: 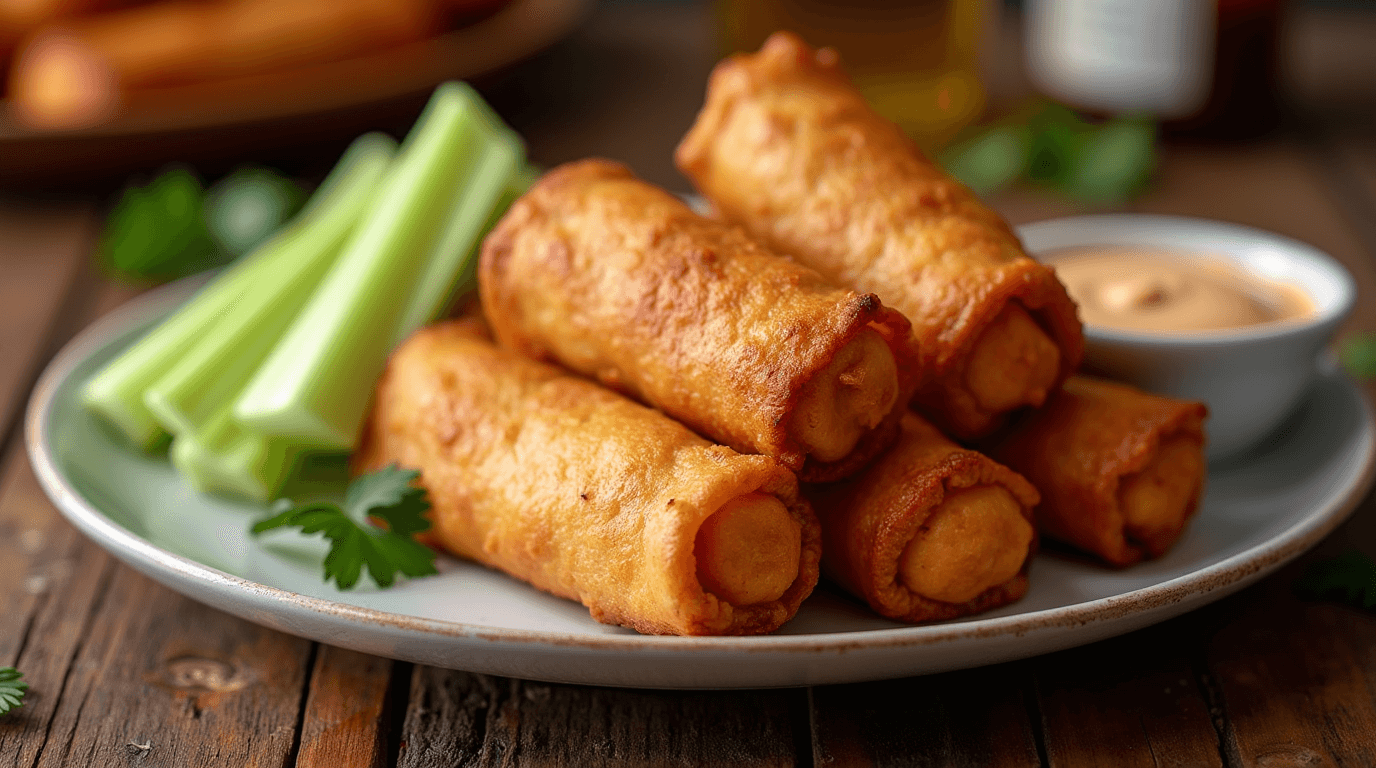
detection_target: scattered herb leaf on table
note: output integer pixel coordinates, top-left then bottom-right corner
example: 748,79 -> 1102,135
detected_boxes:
0,667 -> 28,716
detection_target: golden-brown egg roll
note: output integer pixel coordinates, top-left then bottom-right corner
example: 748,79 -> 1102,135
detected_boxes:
480,158 -> 917,482
986,376 -> 1209,567
807,412 -> 1039,623
354,320 -> 822,636
675,31 -> 1084,441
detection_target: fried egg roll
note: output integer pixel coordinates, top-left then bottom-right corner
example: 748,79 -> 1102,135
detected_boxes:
987,377 -> 1209,567
480,158 -> 917,481
806,413 -> 1039,623
354,320 -> 821,636
676,31 -> 1084,441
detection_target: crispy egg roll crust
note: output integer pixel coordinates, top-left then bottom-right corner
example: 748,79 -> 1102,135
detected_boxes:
987,377 -> 1209,567
354,320 -> 822,636
480,158 -> 917,481
675,31 -> 1083,440
806,413 -> 1039,623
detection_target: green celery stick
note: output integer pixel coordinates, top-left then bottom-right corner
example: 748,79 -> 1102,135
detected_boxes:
170,409 -> 309,503
446,165 -> 533,316
390,108 -> 525,345
235,82 -> 493,448
142,134 -> 395,438
83,243 -> 269,449
82,132 -> 397,450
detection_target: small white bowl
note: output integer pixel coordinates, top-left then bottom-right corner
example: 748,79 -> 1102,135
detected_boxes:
1018,214 -> 1356,461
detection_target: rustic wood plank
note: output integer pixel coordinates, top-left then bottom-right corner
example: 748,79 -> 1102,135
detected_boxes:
1320,129 -> 1376,276
0,278 -> 148,765
0,277 -> 316,767
1031,616 -> 1224,768
296,646 -> 396,768
810,663 -> 1041,768
398,667 -> 805,767
1204,563 -> 1376,768
0,439 -> 120,768
0,202 -> 95,439
26,565 -> 313,768
1327,131 -> 1376,209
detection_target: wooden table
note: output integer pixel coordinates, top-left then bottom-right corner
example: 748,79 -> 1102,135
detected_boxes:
5,3 -> 1376,765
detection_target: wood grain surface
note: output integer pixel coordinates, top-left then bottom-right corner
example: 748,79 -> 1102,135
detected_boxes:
1,3 -> 1375,766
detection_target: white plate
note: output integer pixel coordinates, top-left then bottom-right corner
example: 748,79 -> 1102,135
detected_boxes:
26,276 -> 1376,689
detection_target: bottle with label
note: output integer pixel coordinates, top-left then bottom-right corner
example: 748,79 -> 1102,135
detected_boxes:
1024,0 -> 1284,138
1023,0 -> 1216,118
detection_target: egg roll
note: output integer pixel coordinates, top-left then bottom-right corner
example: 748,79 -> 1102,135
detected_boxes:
807,412 -> 1039,623
480,158 -> 917,482
354,320 -> 822,636
986,376 -> 1209,567
675,31 -> 1084,441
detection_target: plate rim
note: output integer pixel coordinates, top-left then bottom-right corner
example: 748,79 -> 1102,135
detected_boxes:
24,276 -> 1376,664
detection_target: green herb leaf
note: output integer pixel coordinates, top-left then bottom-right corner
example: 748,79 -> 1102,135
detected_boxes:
1341,334 -> 1376,378
939,124 -> 1030,196
100,166 -> 224,282
1064,115 -> 1156,204
251,465 -> 436,589
1026,102 -> 1093,186
1295,550 -> 1376,610
0,667 -> 28,716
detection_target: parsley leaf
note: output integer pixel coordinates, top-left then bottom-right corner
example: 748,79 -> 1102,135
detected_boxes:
100,165 -> 306,283
251,465 -> 437,590
1295,550 -> 1376,610
101,166 -> 220,282
0,667 -> 28,716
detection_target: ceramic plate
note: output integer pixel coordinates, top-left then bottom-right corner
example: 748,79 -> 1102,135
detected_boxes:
26,276 -> 1376,689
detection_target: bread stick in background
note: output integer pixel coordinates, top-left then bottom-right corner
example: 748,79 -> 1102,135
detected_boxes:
354,320 -> 822,636
676,31 -> 1084,442
0,0 -> 127,59
986,377 -> 1209,567
480,158 -> 918,482
9,0 -> 442,128
807,413 -> 1038,623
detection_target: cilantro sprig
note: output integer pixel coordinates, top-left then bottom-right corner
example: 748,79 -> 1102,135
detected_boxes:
100,165 -> 305,283
938,99 -> 1156,204
1296,550 -> 1376,610
0,667 -> 28,716
251,465 -> 437,590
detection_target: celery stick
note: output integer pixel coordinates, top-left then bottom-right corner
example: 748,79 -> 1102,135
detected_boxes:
142,135 -> 394,438
391,111 -> 525,344
170,409 -> 308,503
235,83 -> 491,448
83,245 -> 269,449
82,132 -> 397,450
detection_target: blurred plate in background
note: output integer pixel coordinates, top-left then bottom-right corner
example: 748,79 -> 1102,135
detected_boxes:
0,0 -> 591,186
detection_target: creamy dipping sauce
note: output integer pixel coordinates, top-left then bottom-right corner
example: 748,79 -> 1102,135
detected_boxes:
1047,246 -> 1314,333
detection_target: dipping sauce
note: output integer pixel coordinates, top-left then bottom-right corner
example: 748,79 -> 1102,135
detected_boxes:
1048,247 -> 1314,333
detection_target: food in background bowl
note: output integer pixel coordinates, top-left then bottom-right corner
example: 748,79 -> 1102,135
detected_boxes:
6,0 -> 515,129
1052,246 -> 1314,334
1021,214 -> 1355,461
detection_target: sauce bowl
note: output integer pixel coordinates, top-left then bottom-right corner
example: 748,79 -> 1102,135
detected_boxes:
1018,214 -> 1356,461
